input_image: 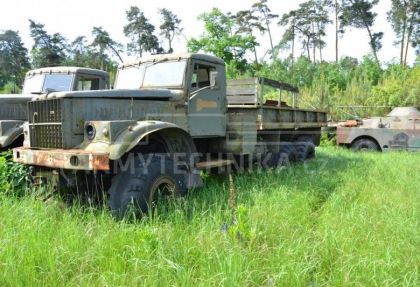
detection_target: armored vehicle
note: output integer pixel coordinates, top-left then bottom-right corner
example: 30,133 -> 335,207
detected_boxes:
0,67 -> 108,149
14,53 -> 327,216
336,107 -> 420,151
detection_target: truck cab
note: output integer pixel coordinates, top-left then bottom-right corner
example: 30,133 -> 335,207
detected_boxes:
114,54 -> 227,137
0,67 -> 108,149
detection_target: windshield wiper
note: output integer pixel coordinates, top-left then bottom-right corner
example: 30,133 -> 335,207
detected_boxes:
30,88 -> 58,95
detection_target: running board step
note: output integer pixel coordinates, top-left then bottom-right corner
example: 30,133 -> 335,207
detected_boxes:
196,159 -> 233,170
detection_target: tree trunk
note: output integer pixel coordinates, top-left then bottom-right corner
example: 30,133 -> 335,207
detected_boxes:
404,9 -> 415,66
291,25 -> 295,70
365,25 -> 380,65
400,20 -> 407,65
335,0 -> 339,63
312,21 -> 316,62
253,46 -> 259,65
306,36 -> 311,62
404,25 -> 412,67
264,13 -> 275,57
108,44 -> 124,63
317,21 -> 323,63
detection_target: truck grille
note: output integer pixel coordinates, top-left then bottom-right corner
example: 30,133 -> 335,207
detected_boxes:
28,99 -> 63,148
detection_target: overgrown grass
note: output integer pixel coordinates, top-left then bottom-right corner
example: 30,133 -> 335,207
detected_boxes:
0,147 -> 418,286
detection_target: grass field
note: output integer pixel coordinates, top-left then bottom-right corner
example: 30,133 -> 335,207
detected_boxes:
0,147 -> 418,286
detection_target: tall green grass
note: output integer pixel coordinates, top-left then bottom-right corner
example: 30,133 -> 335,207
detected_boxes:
0,147 -> 418,286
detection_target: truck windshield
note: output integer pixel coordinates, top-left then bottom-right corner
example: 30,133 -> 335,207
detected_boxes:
115,60 -> 186,89
22,74 -> 74,94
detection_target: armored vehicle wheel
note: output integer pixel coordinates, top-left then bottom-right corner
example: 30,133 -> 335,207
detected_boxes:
108,154 -> 187,219
351,138 -> 380,152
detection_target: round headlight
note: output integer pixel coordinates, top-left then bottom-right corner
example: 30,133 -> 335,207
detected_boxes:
85,123 -> 96,140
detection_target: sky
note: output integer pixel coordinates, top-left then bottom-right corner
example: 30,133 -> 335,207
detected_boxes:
0,0 -> 417,65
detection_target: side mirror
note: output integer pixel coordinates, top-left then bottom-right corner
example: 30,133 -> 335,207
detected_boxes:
210,71 -> 218,88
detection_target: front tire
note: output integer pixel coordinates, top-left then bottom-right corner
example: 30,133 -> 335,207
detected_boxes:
108,154 -> 187,219
351,139 -> 380,152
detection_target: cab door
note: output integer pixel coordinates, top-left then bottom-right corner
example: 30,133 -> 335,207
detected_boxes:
187,61 -> 226,137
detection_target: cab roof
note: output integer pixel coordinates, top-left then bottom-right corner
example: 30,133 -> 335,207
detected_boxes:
25,67 -> 109,78
121,53 -> 225,68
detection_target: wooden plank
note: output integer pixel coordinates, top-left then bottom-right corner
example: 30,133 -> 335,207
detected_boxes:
226,87 -> 257,96
227,95 -> 258,104
227,78 -> 257,86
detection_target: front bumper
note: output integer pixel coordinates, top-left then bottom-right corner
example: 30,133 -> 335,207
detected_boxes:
13,148 -> 110,171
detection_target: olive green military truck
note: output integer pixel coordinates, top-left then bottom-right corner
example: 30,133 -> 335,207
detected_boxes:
14,53 -> 327,216
336,107 -> 420,151
0,67 -> 108,149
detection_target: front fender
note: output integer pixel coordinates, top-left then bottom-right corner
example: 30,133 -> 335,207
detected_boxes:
0,120 -> 25,148
108,121 -> 192,160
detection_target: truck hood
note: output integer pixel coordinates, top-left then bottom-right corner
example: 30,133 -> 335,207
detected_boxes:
0,94 -> 33,120
34,88 -> 185,102
0,94 -> 34,103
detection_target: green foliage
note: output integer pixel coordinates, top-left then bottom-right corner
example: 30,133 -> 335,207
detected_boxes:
158,8 -> 183,53
29,20 -> 68,68
124,7 -> 163,58
91,26 -> 124,69
278,0 -> 331,63
251,0 -> 278,55
255,54 -> 419,120
0,152 -> 30,196
0,148 -> 418,285
387,0 -> 420,65
0,81 -> 22,94
188,8 -> 257,75
340,0 -> 382,64
369,64 -> 420,107
0,30 -> 30,87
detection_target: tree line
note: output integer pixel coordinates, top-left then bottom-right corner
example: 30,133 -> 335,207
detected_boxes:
0,0 -> 419,116
0,7 -> 182,89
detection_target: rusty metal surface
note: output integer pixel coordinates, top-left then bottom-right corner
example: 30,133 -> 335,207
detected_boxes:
14,147 -> 110,171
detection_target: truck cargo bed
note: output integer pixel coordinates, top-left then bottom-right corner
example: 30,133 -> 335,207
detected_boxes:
227,77 -> 327,130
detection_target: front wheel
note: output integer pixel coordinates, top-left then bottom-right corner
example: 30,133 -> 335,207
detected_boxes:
351,139 -> 380,152
108,154 -> 187,219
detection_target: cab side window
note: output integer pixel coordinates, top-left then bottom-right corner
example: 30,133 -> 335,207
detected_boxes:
77,76 -> 101,90
191,64 -> 215,89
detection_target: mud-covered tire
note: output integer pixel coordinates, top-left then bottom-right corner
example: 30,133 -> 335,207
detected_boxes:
351,138 -> 380,152
108,154 -> 187,219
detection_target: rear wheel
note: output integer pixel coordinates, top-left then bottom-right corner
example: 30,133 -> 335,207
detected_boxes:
293,141 -> 315,162
268,143 -> 298,168
108,154 -> 187,219
351,138 -> 380,152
